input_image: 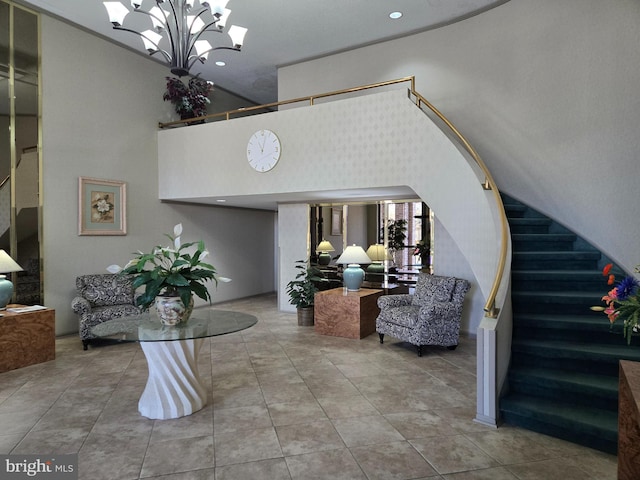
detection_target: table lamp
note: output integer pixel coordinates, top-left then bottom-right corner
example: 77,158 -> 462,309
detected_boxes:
365,244 -> 390,273
0,250 -> 23,309
316,240 -> 336,266
336,245 -> 371,291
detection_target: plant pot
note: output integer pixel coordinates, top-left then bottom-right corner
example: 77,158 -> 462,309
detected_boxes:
155,295 -> 194,326
297,306 -> 314,326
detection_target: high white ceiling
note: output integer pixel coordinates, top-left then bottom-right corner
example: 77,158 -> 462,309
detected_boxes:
17,0 -> 507,105
13,0 -> 507,209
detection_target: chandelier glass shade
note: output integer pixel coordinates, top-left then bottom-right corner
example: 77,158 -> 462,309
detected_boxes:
103,0 -> 247,77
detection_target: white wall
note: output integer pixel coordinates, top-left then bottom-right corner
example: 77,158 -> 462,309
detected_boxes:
40,16 -> 275,336
278,0 -> 640,273
278,204 -> 310,313
157,90 -> 501,333
344,205 -> 367,250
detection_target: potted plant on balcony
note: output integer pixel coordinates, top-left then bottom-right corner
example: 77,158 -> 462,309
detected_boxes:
163,75 -> 213,121
286,259 -> 324,326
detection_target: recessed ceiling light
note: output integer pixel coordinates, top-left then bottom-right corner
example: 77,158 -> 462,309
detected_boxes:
216,199 -> 227,203
215,61 -> 226,67
389,11 -> 403,20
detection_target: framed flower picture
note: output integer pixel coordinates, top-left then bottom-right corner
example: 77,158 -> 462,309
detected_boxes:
78,177 -> 127,235
331,207 -> 342,235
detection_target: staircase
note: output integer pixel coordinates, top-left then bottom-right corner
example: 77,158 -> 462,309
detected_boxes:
499,194 -> 640,454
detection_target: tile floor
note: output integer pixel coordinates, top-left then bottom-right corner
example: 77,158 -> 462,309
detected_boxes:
0,294 -> 617,479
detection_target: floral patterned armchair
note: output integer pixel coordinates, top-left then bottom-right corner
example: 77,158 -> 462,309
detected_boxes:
71,274 -> 141,350
376,273 -> 470,356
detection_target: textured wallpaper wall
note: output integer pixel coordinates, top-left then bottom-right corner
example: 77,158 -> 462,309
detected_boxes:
158,90 -> 504,331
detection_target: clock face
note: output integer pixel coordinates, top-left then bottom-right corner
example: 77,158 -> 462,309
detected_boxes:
247,129 -> 281,172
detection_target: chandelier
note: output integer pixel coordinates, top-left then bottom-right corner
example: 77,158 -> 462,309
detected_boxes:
103,0 -> 247,77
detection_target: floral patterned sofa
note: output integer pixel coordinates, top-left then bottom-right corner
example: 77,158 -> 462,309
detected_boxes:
71,274 -> 141,350
376,273 -> 470,356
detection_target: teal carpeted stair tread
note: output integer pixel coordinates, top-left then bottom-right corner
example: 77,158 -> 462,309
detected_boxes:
512,251 -> 601,270
508,367 -> 618,399
503,204 -> 527,217
512,234 -> 577,251
508,218 -> 552,234
512,269 -> 606,279
513,290 -> 601,303
511,339 -> 640,363
500,393 -> 617,453
512,291 -> 602,314
513,251 -> 601,260
511,312 -> 634,345
512,233 -> 576,242
501,393 -> 619,432
513,313 -> 618,331
511,269 -> 608,291
508,218 -> 551,226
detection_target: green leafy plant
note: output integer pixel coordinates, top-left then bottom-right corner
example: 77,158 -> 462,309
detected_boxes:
163,75 -> 213,119
286,259 -> 324,309
107,223 -> 229,310
385,219 -> 408,253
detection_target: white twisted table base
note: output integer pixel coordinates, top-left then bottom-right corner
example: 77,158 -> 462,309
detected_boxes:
138,338 -> 207,420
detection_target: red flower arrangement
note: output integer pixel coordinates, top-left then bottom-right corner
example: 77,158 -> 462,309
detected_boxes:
597,263 -> 640,344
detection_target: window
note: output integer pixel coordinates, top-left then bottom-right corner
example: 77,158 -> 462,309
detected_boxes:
380,201 -> 430,269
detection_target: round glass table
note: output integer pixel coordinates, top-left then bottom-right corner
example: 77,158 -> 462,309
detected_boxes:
92,309 -> 257,420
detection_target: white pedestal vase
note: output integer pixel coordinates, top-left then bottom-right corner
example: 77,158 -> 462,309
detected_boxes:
138,338 -> 207,419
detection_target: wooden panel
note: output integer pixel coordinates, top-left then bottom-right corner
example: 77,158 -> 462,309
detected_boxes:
314,288 -> 382,339
0,308 -> 55,373
619,360 -> 640,479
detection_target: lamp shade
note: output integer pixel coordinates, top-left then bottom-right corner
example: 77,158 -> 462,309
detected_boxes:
0,250 -> 23,273
316,240 -> 335,253
365,244 -> 390,262
0,250 -> 22,309
365,244 -> 390,274
336,245 -> 371,265
316,240 -> 336,266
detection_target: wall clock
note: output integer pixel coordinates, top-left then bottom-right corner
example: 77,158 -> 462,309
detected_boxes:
246,129 -> 281,172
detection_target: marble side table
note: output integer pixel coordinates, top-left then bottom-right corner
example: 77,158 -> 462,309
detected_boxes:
314,287 -> 382,339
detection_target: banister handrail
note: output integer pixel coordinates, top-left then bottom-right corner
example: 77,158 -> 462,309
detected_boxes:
0,145 -> 30,190
158,76 -> 417,128
158,76 -> 507,316
410,91 -> 508,317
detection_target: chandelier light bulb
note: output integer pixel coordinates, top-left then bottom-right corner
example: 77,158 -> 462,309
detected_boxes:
104,2 -> 130,26
227,24 -> 247,48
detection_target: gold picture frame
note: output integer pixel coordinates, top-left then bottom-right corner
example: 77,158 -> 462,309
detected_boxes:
78,177 -> 127,235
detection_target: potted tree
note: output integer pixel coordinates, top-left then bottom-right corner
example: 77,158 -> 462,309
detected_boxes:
286,259 -> 324,326
386,219 -> 408,255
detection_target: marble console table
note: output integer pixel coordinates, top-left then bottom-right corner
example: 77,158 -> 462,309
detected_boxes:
619,360 -> 640,479
314,287 -> 382,339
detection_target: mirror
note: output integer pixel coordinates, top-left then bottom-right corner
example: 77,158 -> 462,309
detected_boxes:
0,1 -> 42,305
310,200 -> 432,289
